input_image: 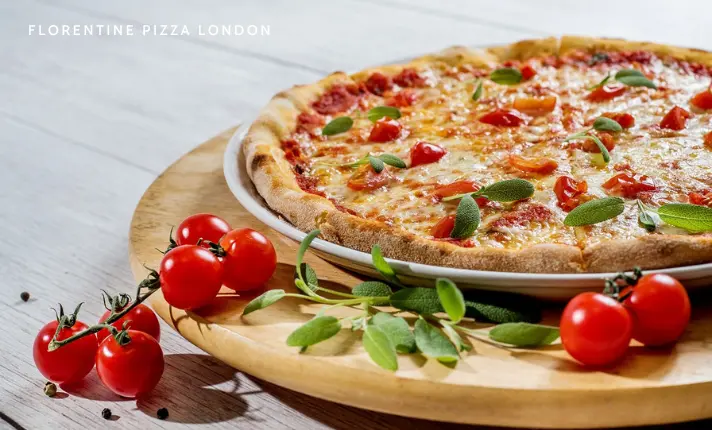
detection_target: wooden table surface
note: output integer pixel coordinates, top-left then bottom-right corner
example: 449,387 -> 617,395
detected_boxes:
2,1 -> 712,429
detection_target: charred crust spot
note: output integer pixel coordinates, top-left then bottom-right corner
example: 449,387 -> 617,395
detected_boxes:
251,153 -> 269,171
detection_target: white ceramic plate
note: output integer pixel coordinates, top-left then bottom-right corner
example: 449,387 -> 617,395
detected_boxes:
224,123 -> 712,299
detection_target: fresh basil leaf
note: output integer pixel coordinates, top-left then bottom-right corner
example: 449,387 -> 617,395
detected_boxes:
472,80 -> 483,101
593,116 -> 623,133
322,117 -> 353,136
488,323 -> 560,347
243,289 -> 286,316
352,281 -> 392,305
564,197 -> 625,226
435,278 -> 465,323
637,199 -> 657,232
614,69 -> 645,79
450,195 -> 480,239
464,294 -> 542,324
363,325 -> 398,371
478,178 -> 535,202
378,154 -> 406,169
296,230 -> 321,283
367,106 -> 401,123
616,75 -> 656,89
390,287 -> 442,315
414,318 -> 459,363
441,322 -> 471,352
370,312 -> 416,353
286,316 -> 341,347
371,245 -> 403,286
368,155 -> 385,173
490,67 -> 522,85
658,203 -> 712,232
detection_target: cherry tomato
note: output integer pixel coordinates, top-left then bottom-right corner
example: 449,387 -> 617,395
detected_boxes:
159,245 -> 224,310
364,72 -> 392,96
347,164 -> 394,191
368,118 -> 402,142
660,106 -> 691,130
386,90 -> 417,108
554,176 -> 588,212
410,142 -> 446,167
176,213 -> 231,247
431,215 -> 455,238
508,154 -> 558,174
519,64 -> 537,81
602,172 -> 656,198
602,112 -> 635,129
479,109 -> 527,127
96,330 -> 164,398
219,228 -> 277,292
586,84 -> 626,102
624,274 -> 690,346
97,304 -> 160,344
393,68 -> 425,87
33,320 -> 98,384
560,292 -> 633,366
705,131 -> 712,149
691,89 -> 712,110
512,96 -> 557,116
431,181 -> 488,207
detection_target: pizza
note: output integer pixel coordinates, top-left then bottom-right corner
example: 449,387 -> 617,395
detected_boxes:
242,36 -> 712,273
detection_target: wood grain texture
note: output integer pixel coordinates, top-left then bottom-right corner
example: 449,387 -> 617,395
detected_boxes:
130,131 -> 712,429
3,0 -> 712,428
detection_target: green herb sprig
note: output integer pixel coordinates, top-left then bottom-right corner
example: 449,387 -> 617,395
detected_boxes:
564,114 -> 630,165
322,106 -> 402,136
318,152 -> 407,172
589,69 -> 657,90
243,231 -> 557,371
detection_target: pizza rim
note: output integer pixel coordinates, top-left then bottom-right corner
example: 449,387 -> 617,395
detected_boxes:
242,35 -> 712,274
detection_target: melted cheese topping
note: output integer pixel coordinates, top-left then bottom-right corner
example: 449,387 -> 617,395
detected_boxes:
288,53 -> 712,250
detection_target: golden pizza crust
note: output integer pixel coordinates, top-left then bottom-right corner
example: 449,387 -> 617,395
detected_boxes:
243,36 -> 712,273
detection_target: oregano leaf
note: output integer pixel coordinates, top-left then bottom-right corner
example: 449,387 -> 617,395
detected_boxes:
435,278 -> 465,323
378,154 -> 406,169
367,106 -> 401,123
363,325 -> 398,371
414,318 -> 459,363
450,195 -> 480,238
368,155 -> 385,173
322,117 -> 353,136
564,197 -> 625,226
390,287 -> 441,315
490,67 -> 522,85
658,203 -> 712,232
243,289 -> 286,316
593,116 -> 623,133
286,316 -> 341,347
488,323 -> 560,347
352,281 -> 392,305
472,80 -> 483,101
370,312 -> 416,353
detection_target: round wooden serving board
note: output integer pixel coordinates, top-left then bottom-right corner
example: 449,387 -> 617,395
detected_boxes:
129,128 -> 712,429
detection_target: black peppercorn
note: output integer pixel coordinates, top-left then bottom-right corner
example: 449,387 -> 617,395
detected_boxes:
157,407 -> 169,420
102,408 -> 112,420
20,292 -> 30,302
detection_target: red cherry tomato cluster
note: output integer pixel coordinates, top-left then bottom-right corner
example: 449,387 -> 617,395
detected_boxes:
33,213 -> 278,398
561,272 -> 690,367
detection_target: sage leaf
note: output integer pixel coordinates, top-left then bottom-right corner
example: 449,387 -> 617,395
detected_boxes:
593,116 -> 623,133
390,287 -> 442,315
588,73 -> 611,90
490,67 -> 522,85
352,281 -> 392,305
295,263 -> 319,291
614,69 -> 645,79
370,312 -> 416,353
472,80 -> 483,101
479,178 -> 535,202
583,135 -> 611,163
414,318 -> 459,363
368,155 -> 385,173
296,230 -> 321,283
363,325 -> 398,371
378,154 -> 406,169
322,117 -> 353,136
488,323 -> 560,347
367,106 -> 401,123
371,245 -> 403,286
637,199 -> 657,232
435,278 -> 465,323
243,289 -> 286,316
441,322 -> 471,352
564,197 -> 625,226
617,75 -> 656,89
450,195 -> 480,239
658,203 -> 712,232
286,316 -> 341,347
464,292 -> 542,324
